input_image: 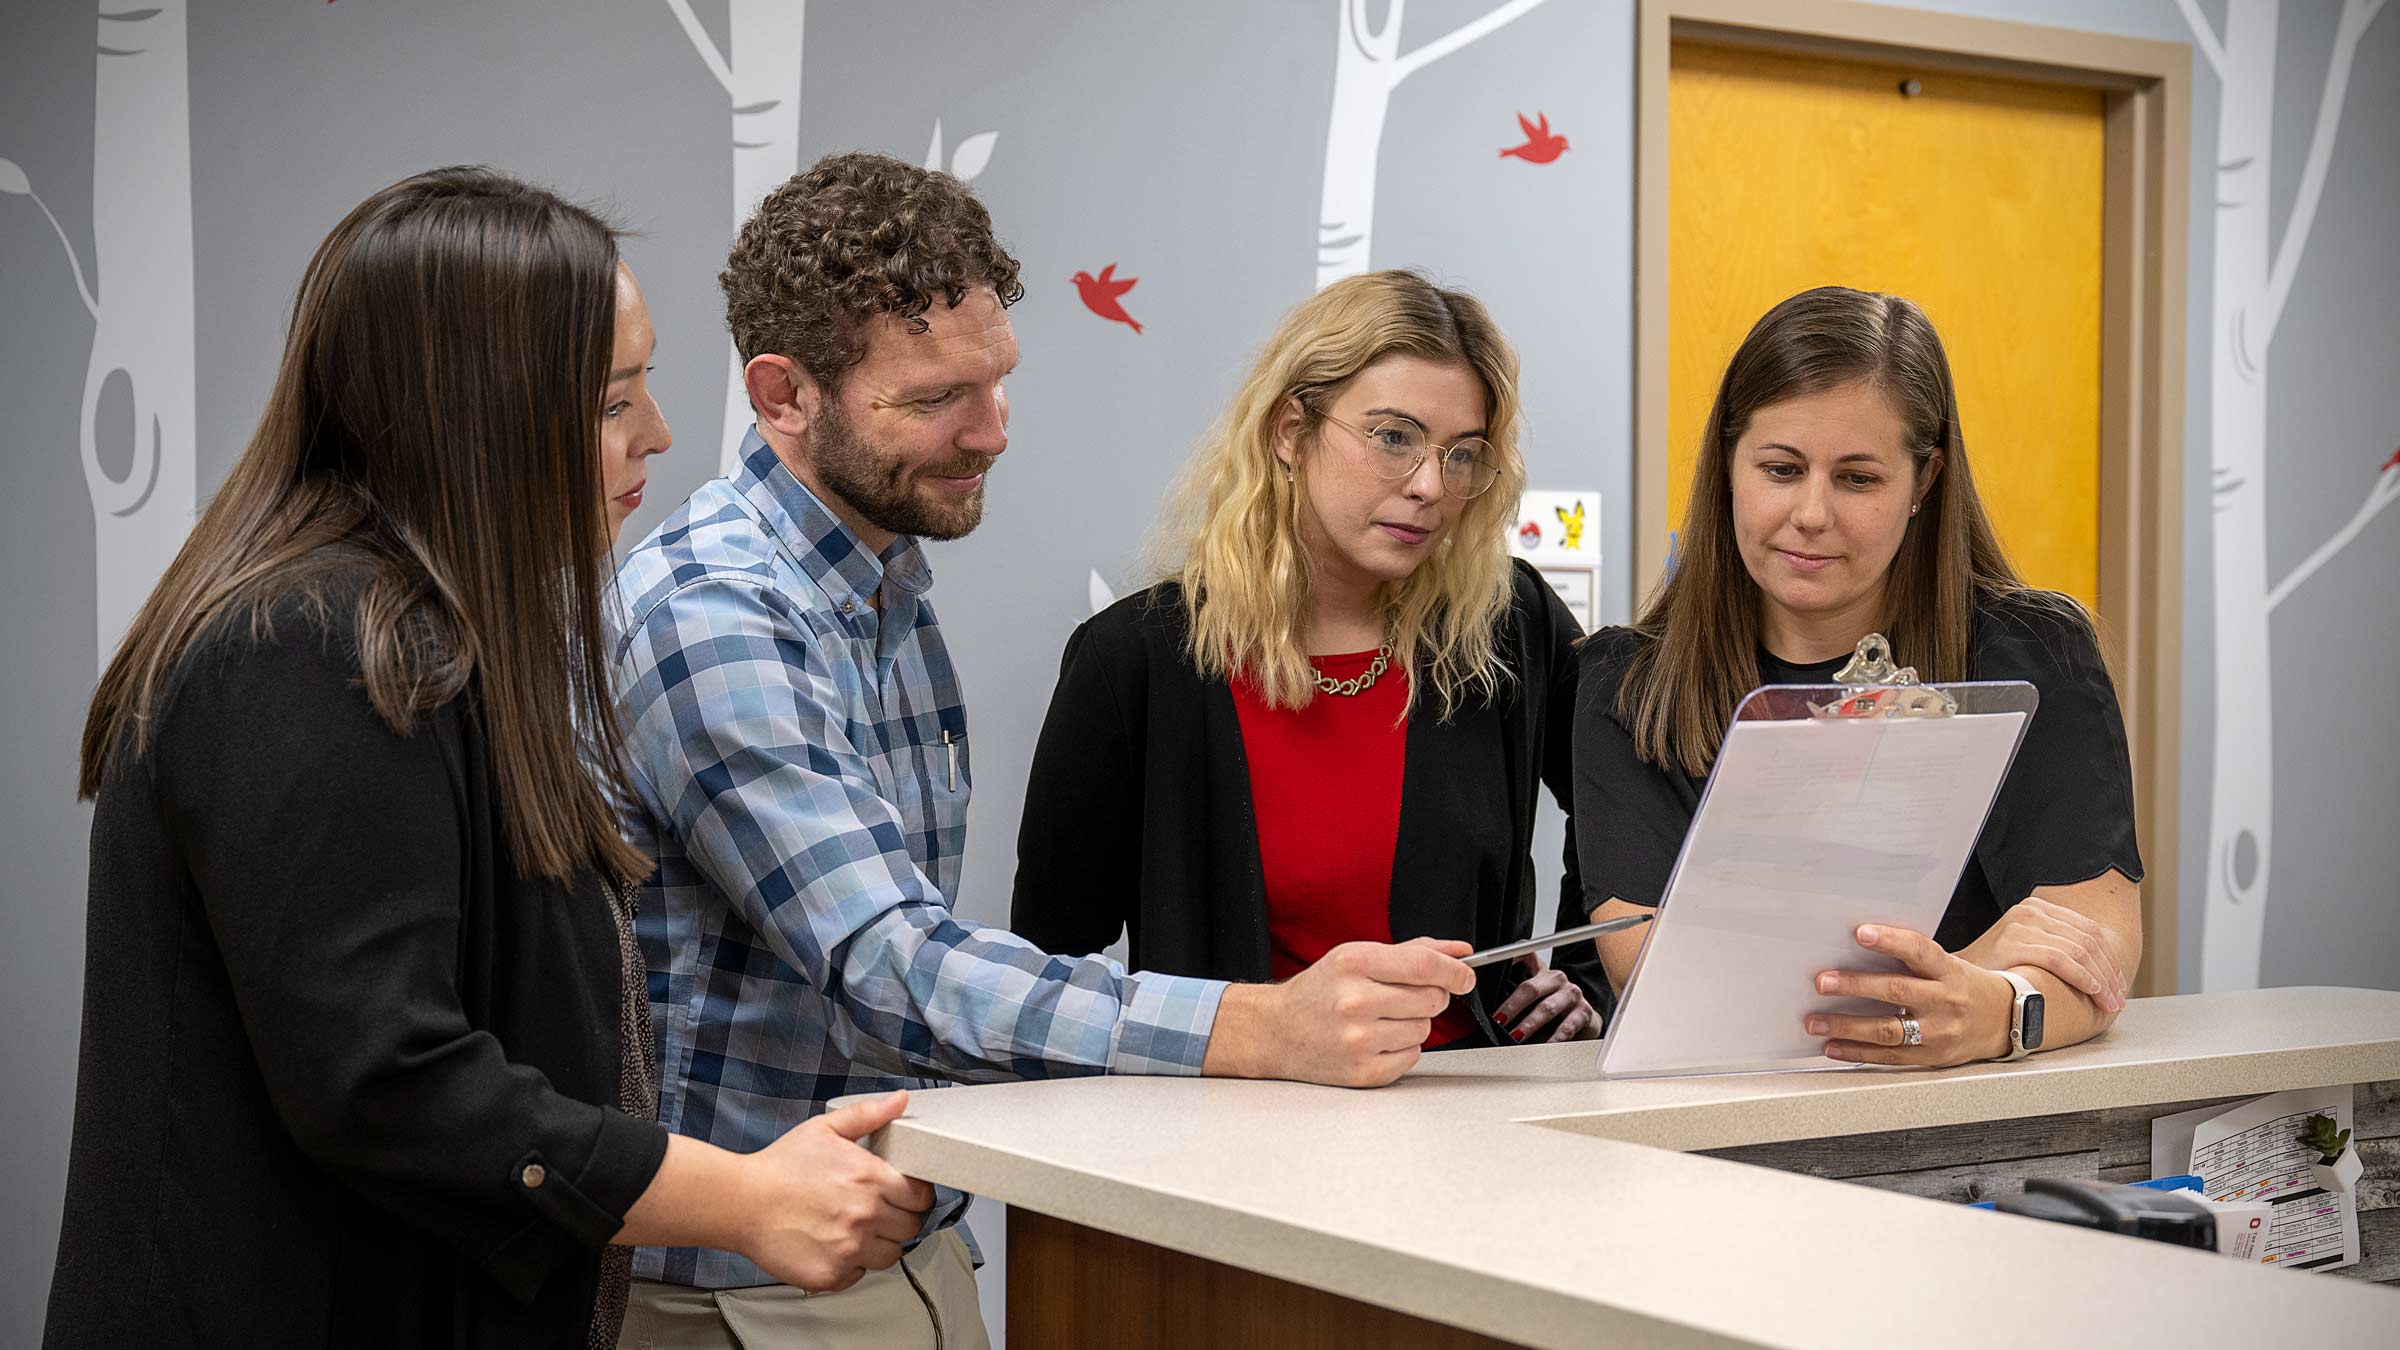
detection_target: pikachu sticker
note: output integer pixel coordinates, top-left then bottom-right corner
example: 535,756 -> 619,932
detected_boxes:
1553,499 -> 1587,555
1509,489 -> 1602,631
1510,490 -> 1600,566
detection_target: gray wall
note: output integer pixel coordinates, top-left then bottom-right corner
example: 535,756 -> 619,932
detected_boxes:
2244,2 -> 2400,990
3,1 -> 2393,1343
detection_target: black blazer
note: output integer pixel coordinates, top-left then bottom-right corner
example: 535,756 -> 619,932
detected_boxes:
1010,558 -> 1590,1043
47,574 -> 666,1349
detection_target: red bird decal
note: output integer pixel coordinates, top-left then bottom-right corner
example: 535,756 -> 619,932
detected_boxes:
1072,264 -> 1142,334
2383,446 -> 2400,473
1500,112 -> 1568,164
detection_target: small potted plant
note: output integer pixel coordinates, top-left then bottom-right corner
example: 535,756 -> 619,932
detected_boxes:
2299,1113 -> 2362,1194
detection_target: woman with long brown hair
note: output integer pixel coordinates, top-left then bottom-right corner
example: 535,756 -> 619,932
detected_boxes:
1572,286 -> 2142,1066
48,167 -> 930,1350
1011,270 -> 1598,1049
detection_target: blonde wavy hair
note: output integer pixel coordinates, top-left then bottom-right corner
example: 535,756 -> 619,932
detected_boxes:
1154,270 -> 1528,718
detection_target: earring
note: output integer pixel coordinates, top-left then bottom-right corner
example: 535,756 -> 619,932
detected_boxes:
1909,503 -> 1921,516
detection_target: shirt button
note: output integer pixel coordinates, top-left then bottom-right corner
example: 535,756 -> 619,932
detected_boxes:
520,1163 -> 547,1189
840,600 -> 856,614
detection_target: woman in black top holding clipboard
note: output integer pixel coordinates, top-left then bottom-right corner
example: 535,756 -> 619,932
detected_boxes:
1569,286 -> 2143,1067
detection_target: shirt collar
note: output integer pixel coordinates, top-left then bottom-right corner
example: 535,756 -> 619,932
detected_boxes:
733,428 -> 935,607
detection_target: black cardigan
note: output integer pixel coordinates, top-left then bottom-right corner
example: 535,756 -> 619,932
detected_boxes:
47,579 -> 667,1349
1009,558 -> 1592,1043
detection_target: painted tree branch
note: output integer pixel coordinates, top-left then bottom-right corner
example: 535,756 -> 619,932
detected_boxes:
665,0 -> 736,96
923,121 -> 997,181
2260,0 -> 2385,344
2175,0 -> 2228,78
1391,0 -> 1551,83
0,163 -> 100,316
2267,462 -> 2400,611
1316,0 -> 1550,287
2193,0 -> 2391,988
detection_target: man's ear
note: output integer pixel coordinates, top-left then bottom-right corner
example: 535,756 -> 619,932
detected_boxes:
743,354 -> 820,442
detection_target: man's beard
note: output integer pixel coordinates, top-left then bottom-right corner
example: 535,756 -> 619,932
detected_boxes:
810,401 -> 993,542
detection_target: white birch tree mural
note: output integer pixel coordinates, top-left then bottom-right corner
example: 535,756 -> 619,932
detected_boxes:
666,0 -> 806,473
2177,0 -> 2395,988
0,1 -> 196,667
1316,0 -> 1549,288
922,120 -> 998,183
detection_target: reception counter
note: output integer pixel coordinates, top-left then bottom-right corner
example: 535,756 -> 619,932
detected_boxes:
870,986 -> 2400,1348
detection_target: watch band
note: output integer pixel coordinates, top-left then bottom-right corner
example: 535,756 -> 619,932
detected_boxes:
1997,969 -> 2039,1061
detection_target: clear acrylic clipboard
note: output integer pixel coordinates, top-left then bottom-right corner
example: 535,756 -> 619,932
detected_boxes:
1595,635 -> 2039,1079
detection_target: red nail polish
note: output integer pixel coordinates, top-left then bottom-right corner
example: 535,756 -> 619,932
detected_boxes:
1494,1011 -> 1510,1026
1510,1028 -> 1526,1042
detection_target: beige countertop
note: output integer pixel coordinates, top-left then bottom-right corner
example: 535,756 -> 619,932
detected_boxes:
871,986 -> 2400,1348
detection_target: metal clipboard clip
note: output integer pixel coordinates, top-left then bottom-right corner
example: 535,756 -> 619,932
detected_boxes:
1807,633 -> 1958,720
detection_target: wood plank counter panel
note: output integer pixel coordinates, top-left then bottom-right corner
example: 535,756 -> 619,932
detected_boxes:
1007,1208 -> 1533,1350
869,988 -> 2400,1348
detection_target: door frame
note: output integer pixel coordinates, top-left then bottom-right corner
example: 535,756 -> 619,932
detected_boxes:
1634,0 -> 2191,994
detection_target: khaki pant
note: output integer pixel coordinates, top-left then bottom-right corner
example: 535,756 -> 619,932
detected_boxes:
618,1228 -> 988,1350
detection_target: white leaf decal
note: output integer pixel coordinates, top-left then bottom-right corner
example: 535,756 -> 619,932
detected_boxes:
950,131 -> 998,182
923,119 -> 944,173
0,157 -> 30,196
1088,569 -> 1117,616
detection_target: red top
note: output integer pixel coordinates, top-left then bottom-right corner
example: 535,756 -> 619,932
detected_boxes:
1231,651 -> 1479,1048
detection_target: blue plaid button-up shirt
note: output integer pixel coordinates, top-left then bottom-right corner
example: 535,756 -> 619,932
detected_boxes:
613,433 -> 1225,1288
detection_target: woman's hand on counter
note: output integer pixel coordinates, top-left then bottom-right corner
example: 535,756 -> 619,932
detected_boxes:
1805,925 -> 2014,1067
1960,896 -> 2131,1014
1493,955 -> 1599,1042
1203,938 -> 1478,1088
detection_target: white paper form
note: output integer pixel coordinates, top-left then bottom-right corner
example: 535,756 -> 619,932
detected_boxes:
1598,707 -> 2029,1078
2149,1087 -> 2360,1272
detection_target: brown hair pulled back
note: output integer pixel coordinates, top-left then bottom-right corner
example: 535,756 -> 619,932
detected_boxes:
1621,285 -> 2049,775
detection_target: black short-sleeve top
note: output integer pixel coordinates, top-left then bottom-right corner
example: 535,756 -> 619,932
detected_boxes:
1571,591 -> 2145,953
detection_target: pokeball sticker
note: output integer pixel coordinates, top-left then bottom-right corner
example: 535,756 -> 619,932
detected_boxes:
1517,521 -> 1542,549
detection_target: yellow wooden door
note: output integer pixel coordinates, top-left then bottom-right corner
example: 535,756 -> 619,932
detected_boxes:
1668,40 -> 2105,610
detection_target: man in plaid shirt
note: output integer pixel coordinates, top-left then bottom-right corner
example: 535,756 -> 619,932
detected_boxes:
610,153 -> 1475,1348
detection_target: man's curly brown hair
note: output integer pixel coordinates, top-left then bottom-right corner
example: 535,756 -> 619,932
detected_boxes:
721,152 -> 1025,395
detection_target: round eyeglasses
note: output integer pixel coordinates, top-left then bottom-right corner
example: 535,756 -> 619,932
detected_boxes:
1319,414 -> 1500,500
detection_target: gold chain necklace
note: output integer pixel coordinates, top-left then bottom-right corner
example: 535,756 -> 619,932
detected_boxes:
1314,638 -> 1395,697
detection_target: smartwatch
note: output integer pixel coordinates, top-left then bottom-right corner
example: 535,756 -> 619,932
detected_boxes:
1998,969 -> 2045,1061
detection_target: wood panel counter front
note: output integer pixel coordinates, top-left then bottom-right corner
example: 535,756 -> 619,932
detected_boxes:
865,987 -> 2400,1348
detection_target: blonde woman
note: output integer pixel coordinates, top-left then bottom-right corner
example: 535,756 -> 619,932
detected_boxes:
1011,271 -> 1596,1047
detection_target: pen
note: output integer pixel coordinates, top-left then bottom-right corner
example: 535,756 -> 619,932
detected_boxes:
1463,912 -> 1655,969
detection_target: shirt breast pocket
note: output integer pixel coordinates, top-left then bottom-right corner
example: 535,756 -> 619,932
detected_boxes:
891,726 -> 968,816
916,728 -> 968,799
891,727 -> 969,897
